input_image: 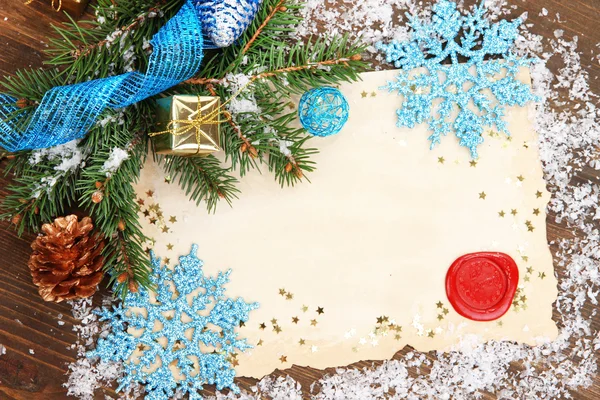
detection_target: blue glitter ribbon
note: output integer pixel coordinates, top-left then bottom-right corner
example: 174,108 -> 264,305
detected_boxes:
0,1 -> 206,152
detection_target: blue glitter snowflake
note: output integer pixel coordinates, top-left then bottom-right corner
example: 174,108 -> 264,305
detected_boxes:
376,0 -> 538,158
88,245 -> 259,400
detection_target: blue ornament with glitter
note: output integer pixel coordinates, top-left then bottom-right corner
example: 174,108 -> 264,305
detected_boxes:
88,245 -> 259,400
376,0 -> 538,159
298,87 -> 349,137
195,0 -> 262,48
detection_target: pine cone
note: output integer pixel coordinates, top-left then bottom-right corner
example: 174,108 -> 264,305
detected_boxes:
29,215 -> 105,302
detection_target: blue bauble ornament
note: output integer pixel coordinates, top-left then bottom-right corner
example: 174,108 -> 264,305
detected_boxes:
195,0 -> 262,48
298,87 -> 349,137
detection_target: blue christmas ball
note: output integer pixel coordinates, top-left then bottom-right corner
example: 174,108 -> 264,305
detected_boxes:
298,87 -> 349,137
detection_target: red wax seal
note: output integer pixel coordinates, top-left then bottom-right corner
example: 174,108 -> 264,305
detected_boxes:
445,252 -> 519,321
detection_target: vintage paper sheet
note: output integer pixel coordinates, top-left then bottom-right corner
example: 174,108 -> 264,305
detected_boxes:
134,69 -> 558,379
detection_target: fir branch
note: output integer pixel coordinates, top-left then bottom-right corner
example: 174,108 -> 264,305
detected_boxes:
157,154 -> 240,213
241,0 -> 287,54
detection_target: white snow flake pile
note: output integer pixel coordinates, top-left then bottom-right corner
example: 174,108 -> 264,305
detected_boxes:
64,0 -> 600,398
100,147 -> 130,177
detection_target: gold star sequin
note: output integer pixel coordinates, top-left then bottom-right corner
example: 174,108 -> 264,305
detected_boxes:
143,210 -> 150,217
527,225 -> 535,232
442,308 -> 449,315
536,191 -> 543,198
436,301 -> 443,308
279,288 -> 286,296
371,91 -> 377,97
292,316 -> 299,324
479,191 -> 486,200
285,293 -> 293,300
164,257 -> 170,265
522,255 -> 529,262
394,334 -> 401,341
137,199 -> 145,206
511,209 -> 518,216
524,276 -> 530,282
273,325 -> 282,334
162,226 -> 169,233
498,210 -> 505,217
302,305 -> 308,313
279,355 -> 287,363
310,319 -> 318,327
270,318 -> 277,325
239,321 -> 245,327
316,307 -> 324,315
517,175 -> 525,182
259,323 -> 266,330
299,339 -> 306,346
427,330 -> 435,338
533,208 -> 540,216
527,267 -> 533,274
437,314 -> 444,321
169,216 -> 177,223
146,190 -> 154,197
438,156 -> 445,164
523,142 -> 529,149
257,339 -> 263,346
164,176 -> 171,183
167,243 -> 174,251
497,321 -> 503,327
231,359 -> 239,367
149,217 -> 157,225
361,91 -> 368,98
538,272 -> 546,279
469,160 -> 477,167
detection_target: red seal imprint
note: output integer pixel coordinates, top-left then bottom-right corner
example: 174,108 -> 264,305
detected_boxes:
445,252 -> 519,321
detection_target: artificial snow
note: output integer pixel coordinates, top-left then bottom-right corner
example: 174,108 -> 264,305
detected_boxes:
100,147 -> 130,177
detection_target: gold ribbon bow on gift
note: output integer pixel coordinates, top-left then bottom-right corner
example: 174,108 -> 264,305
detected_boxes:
24,0 -> 63,12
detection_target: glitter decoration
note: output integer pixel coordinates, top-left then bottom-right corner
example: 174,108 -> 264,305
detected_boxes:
298,87 -> 349,137
195,0 -> 262,48
376,0 -> 537,158
88,245 -> 259,399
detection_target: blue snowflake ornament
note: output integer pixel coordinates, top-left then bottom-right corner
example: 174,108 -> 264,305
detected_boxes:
88,245 -> 259,400
376,0 -> 538,158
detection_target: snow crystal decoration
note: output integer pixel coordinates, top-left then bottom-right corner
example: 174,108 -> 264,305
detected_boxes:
376,0 -> 537,158
88,245 -> 259,400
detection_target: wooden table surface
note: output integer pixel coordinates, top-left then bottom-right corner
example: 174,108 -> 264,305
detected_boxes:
1,0 -> 600,399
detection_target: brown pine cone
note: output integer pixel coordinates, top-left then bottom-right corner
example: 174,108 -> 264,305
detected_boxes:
28,215 -> 105,302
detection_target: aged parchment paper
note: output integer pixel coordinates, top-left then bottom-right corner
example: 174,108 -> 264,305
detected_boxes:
134,69 -> 557,379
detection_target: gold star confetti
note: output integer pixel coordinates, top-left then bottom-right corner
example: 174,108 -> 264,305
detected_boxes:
137,199 -> 145,206
479,191 -> 486,200
506,136 -> 513,142
164,176 -> 171,183
527,225 -> 535,232
517,175 -> 525,182
149,217 -> 157,225
427,330 -> 435,338
524,276 -> 530,282
279,355 -> 287,363
279,288 -> 286,296
302,305 -> 309,313
511,209 -> 518,216
371,91 -> 377,97
146,190 -> 154,197
299,339 -> 305,346
257,339 -> 263,346
162,226 -> 169,233
538,272 -> 546,279
231,359 -> 239,367
442,308 -> 449,315
143,210 -> 150,217
438,156 -> 445,164
533,208 -> 540,216
273,325 -> 282,334
469,160 -> 477,167
522,255 -> 529,262
259,323 -> 266,330
169,216 -> 177,223
498,210 -> 505,217
239,321 -> 245,327
316,307 -> 324,315
437,314 -> 444,321
156,211 -> 163,218
523,142 -> 529,149
394,334 -> 401,341
167,243 -> 174,251
361,91 -> 368,98
436,301 -> 443,308
270,318 -> 277,325
310,319 -> 318,327
285,293 -> 293,300
497,321 -> 503,327
164,258 -> 170,265
527,267 -> 533,274
292,316 -> 299,324
536,190 -> 543,198
376,316 -> 384,324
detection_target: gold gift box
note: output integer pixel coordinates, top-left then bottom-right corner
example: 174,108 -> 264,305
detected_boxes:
153,95 -> 221,157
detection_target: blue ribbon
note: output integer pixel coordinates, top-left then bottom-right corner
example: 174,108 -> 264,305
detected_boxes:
0,0 -> 205,152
